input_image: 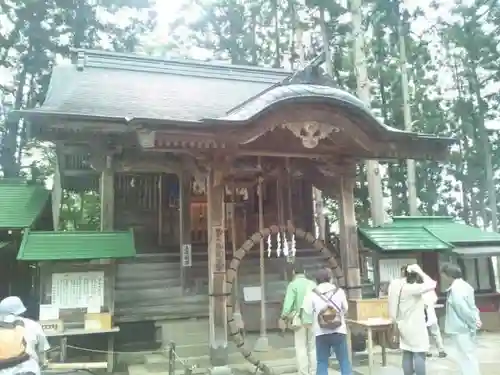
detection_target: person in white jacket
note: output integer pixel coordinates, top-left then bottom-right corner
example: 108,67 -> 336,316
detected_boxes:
388,264 -> 437,375
423,290 -> 446,358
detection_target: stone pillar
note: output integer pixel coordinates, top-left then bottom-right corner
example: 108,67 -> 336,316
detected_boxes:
179,172 -> 192,292
206,167 -> 232,375
100,155 -> 114,231
338,174 -> 361,299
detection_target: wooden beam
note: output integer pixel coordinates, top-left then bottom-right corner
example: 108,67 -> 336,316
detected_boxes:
338,173 -> 362,299
206,166 -> 231,373
100,155 -> 114,231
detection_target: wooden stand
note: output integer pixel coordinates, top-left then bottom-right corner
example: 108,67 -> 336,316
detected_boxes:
46,327 -> 120,373
348,298 -> 389,321
347,319 -> 392,375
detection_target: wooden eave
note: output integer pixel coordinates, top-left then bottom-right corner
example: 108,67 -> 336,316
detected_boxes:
132,103 -> 452,161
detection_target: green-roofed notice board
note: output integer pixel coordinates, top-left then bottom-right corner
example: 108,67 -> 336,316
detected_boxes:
359,216 -> 500,253
0,179 -> 50,229
358,226 -> 453,253
17,230 -> 136,261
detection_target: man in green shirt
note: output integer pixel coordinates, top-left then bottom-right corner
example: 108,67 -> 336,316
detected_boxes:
279,262 -> 317,375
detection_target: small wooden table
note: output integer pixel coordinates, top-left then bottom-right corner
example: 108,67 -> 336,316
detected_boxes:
46,327 -> 120,373
347,318 -> 393,375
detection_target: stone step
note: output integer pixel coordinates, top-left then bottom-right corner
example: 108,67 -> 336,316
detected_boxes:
115,302 -> 208,321
163,343 -> 210,358
128,357 -> 298,375
156,332 -> 210,346
155,319 -> 209,344
143,348 -> 296,372
155,318 -> 209,331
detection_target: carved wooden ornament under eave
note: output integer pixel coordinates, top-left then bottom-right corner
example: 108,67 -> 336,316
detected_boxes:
281,122 -> 340,148
136,129 -> 156,148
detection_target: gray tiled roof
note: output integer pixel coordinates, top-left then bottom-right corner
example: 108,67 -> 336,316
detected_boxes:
219,84 -> 449,141
18,49 -> 455,154
38,63 -> 284,121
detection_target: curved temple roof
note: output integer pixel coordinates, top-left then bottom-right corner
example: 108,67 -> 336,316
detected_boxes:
16,49 -> 454,159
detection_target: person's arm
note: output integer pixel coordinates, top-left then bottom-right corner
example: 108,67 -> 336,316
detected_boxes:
340,289 -> 348,314
450,287 -> 479,331
280,282 -> 296,319
387,280 -> 398,321
35,323 -> 50,365
405,264 -> 437,296
301,290 -> 314,326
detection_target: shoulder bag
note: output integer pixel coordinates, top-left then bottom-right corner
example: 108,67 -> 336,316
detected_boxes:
384,285 -> 403,350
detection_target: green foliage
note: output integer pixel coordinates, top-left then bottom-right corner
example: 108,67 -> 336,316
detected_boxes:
2,0 -> 500,233
165,0 -> 500,230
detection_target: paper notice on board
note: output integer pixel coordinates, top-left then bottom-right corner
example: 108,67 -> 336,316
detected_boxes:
39,305 -> 59,321
87,296 -> 101,314
243,286 -> 262,302
379,258 -> 418,282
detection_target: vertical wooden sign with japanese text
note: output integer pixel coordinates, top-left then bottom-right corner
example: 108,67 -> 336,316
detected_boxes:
213,226 -> 226,273
181,244 -> 192,267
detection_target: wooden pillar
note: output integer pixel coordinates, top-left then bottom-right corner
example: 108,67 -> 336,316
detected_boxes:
179,172 -> 192,293
206,167 -> 231,374
100,155 -> 114,231
338,174 -> 362,299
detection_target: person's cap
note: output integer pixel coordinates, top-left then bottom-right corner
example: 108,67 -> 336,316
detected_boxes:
0,296 -> 27,316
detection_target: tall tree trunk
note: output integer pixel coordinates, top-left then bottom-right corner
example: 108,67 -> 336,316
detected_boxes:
272,0 -> 280,68
470,67 -> 496,230
397,18 -> 418,215
319,7 -> 333,76
1,66 -> 27,177
250,5 -> 258,65
350,0 -> 385,225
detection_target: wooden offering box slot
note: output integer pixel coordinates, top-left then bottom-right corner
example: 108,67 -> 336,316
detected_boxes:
348,298 -> 389,321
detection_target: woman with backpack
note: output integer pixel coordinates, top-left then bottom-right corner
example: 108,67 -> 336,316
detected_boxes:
302,267 -> 352,375
388,264 -> 437,375
0,297 -> 50,374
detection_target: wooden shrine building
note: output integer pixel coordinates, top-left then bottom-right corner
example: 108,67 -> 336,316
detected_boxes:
16,49 -> 454,371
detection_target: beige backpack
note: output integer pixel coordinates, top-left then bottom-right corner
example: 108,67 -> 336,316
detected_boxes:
313,288 -> 342,330
0,320 -> 26,360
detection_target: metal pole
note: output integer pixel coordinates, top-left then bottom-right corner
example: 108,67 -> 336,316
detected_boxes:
254,157 -> 269,351
168,342 -> 176,375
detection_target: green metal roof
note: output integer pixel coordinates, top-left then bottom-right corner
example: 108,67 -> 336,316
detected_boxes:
358,226 -> 453,253
359,216 -> 500,253
391,216 -> 500,244
17,230 -> 136,261
0,179 -> 50,229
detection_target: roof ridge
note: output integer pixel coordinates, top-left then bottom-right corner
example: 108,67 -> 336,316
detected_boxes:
31,230 -> 131,235
422,226 -> 454,248
72,49 -> 291,82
